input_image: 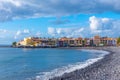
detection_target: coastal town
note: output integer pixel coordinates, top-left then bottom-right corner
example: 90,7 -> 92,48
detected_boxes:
13,35 -> 120,48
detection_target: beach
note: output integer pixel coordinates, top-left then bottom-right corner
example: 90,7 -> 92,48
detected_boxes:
50,47 -> 120,80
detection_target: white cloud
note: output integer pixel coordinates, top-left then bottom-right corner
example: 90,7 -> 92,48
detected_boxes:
48,27 -> 57,36
23,29 -> 30,34
48,27 -> 56,35
0,0 -> 120,21
89,16 -> 120,37
89,16 -> 112,34
102,18 -> 110,23
35,32 -> 41,37
0,0 -> 22,7
16,29 -> 30,36
0,29 -> 7,33
48,16 -> 120,38
89,16 -> 100,32
16,30 -> 21,36
14,29 -> 30,39
48,27 -> 84,37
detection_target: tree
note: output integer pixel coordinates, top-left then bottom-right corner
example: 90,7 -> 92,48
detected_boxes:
12,42 -> 17,46
117,37 -> 120,46
82,40 -> 85,47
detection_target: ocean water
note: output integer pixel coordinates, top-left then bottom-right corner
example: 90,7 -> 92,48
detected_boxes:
0,48 -> 109,80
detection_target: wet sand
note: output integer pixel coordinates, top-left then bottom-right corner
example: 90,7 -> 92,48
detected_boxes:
50,47 -> 120,80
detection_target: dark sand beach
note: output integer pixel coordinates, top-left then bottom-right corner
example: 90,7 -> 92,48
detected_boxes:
50,47 -> 120,80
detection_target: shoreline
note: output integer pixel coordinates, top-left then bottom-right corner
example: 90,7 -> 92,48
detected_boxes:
49,47 -> 119,80
1,46 -> 119,80
12,46 -> 117,49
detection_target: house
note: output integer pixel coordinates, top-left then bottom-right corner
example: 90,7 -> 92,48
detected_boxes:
59,37 -> 69,47
84,38 -> 90,46
58,40 -> 64,47
107,38 -> 117,46
112,38 -> 117,46
100,37 -> 108,46
93,35 -> 101,46
90,38 -> 94,46
75,37 -> 83,47
31,37 -> 42,46
47,38 -> 58,47
16,35 -> 118,47
68,38 -> 75,47
18,37 -> 33,46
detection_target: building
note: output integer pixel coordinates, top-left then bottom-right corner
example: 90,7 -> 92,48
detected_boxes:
17,37 -> 44,47
84,38 -> 90,46
107,38 -> 117,46
68,38 -> 75,47
57,40 -> 64,47
31,37 -> 42,46
90,38 -> 94,46
59,37 -> 69,47
47,38 -> 58,47
75,37 -> 83,47
17,37 -> 34,46
93,35 -> 101,46
16,35 -> 117,47
100,37 -> 108,46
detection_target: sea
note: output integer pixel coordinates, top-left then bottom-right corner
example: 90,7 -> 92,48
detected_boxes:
0,48 -> 109,80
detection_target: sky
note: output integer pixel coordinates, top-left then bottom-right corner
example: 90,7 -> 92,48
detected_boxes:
0,0 -> 120,44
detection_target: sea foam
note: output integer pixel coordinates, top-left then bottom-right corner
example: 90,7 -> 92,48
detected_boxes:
28,49 -> 110,80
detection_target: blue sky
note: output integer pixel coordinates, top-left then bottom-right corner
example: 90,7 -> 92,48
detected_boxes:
0,0 -> 120,44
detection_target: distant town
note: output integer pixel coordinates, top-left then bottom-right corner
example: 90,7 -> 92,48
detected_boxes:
13,35 -> 120,48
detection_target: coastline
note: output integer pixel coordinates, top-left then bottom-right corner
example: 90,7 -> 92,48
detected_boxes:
49,47 -> 120,80
1,46 -> 119,80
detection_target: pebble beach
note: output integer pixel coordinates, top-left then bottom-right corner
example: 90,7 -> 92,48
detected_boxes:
50,47 -> 120,80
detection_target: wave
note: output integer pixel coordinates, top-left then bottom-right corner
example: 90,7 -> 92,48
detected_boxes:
28,50 -> 110,80
80,49 -> 109,57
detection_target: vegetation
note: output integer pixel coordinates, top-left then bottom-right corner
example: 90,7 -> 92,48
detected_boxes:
82,40 -> 85,46
12,42 -> 17,46
117,37 -> 120,46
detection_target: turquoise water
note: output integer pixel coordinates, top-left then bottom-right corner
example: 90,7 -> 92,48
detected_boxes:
0,48 -> 108,80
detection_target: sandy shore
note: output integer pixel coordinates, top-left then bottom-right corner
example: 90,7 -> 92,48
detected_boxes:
50,47 -> 120,80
